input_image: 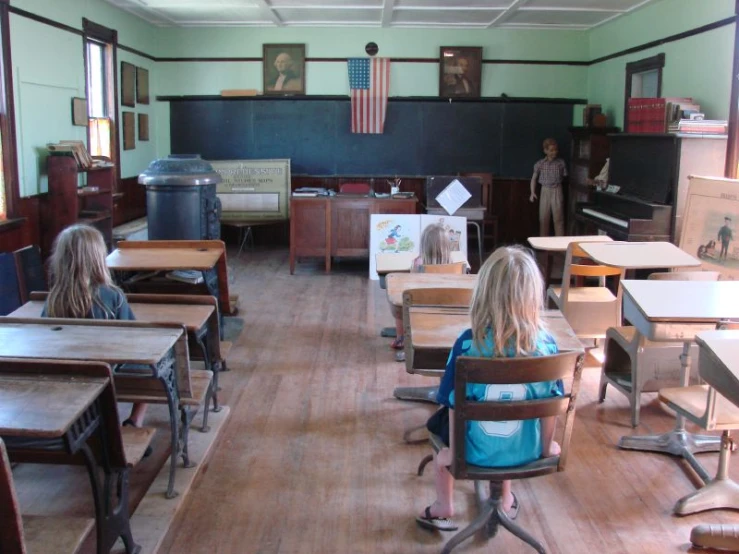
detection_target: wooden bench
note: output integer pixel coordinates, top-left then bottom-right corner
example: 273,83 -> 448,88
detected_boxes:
0,358 -> 157,554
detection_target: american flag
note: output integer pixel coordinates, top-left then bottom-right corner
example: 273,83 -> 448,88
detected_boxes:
348,57 -> 391,134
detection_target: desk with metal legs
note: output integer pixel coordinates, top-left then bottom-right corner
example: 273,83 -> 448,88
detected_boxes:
527,235 -> 611,290
618,280 -> 739,482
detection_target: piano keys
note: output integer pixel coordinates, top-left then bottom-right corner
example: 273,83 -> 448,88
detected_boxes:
576,190 -> 673,241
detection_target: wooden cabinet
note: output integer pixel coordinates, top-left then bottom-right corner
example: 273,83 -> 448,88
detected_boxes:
43,155 -> 116,256
567,126 -> 619,233
290,196 -> 417,274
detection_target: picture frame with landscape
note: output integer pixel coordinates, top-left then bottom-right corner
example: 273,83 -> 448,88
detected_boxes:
439,46 -> 482,99
263,44 -> 305,96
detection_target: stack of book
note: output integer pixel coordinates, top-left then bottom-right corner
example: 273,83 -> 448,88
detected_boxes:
626,97 -> 706,134
668,118 -> 728,135
47,140 -> 94,169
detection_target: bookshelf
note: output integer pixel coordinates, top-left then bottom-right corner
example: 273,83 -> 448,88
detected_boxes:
43,154 -> 116,256
567,126 -> 619,234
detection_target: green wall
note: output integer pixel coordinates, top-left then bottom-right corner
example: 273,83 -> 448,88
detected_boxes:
7,0 -> 738,195
587,0 -> 735,128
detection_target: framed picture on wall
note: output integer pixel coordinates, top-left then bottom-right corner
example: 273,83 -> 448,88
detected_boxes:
71,97 -> 88,126
122,111 -> 135,150
121,62 -> 136,107
439,46 -> 482,99
263,44 -> 305,96
136,67 -> 149,105
138,113 -> 149,141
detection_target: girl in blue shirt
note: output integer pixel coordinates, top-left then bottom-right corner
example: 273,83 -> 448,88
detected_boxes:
417,245 -> 561,532
43,224 -> 148,431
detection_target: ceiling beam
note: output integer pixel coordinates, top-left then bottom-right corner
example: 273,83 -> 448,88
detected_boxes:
487,0 -> 530,28
381,0 -> 394,27
252,0 -> 283,26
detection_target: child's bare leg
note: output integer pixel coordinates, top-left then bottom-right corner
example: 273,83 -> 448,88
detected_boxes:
128,402 -> 148,427
391,316 -> 404,348
501,480 -> 515,512
421,447 -> 455,518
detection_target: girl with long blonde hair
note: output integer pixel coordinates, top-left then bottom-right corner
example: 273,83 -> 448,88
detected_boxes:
416,246 -> 561,532
43,224 -> 149,432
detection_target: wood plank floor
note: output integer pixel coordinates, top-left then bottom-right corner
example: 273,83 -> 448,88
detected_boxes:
160,248 -> 739,554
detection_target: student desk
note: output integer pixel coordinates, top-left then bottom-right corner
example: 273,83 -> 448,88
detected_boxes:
385,273 -> 477,320
0,319 -> 187,498
618,280 -> 739,481
10,298 -> 223,412
527,235 -> 611,288
106,240 -> 232,320
0,372 -> 126,554
578,241 -> 700,269
395,308 -> 582,403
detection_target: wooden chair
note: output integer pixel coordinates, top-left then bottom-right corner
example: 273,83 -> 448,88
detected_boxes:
401,287 -> 473,442
417,351 -> 584,554
546,242 -> 624,344
338,182 -> 370,195
599,270 -> 721,427
416,262 -> 468,275
0,358 -> 156,554
0,437 -> 95,554
13,245 -> 47,304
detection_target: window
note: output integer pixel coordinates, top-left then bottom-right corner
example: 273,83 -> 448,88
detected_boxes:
624,53 -> 665,132
0,0 -> 18,221
83,19 -> 117,164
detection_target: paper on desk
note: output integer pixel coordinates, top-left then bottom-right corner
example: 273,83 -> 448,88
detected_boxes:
435,179 -> 471,215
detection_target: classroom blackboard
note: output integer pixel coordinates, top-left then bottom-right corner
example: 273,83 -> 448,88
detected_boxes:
169,97 -> 575,178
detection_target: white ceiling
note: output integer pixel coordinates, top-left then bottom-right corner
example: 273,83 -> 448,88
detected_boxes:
105,0 -> 657,29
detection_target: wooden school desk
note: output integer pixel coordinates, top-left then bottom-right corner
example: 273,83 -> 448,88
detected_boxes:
0,369 -> 138,554
10,295 -> 224,413
618,280 -> 739,481
385,273 -> 477,320
395,308 -> 582,402
375,251 -> 469,287
527,235 -> 611,289
0,318 -> 187,498
106,240 -> 232,320
578,241 -> 700,269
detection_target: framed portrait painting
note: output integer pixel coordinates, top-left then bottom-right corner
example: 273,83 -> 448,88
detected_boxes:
263,44 -> 305,96
121,61 -> 136,107
136,67 -> 149,105
439,46 -> 482,99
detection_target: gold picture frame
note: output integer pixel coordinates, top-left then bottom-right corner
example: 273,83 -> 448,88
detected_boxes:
136,67 -> 149,105
138,113 -> 149,141
122,111 -> 135,150
439,46 -> 482,99
263,44 -> 306,96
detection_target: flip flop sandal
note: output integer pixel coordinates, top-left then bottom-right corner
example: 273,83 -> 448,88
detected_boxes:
395,350 -> 406,363
505,493 -> 520,521
415,506 -> 459,532
391,336 -> 405,350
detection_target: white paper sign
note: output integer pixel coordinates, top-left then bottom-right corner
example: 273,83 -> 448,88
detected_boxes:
435,179 -> 472,215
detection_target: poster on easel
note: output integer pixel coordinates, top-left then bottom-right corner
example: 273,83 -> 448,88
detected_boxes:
680,175 -> 739,280
369,214 -> 467,280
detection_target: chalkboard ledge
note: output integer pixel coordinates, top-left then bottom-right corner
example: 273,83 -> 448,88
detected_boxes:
158,94 -> 587,105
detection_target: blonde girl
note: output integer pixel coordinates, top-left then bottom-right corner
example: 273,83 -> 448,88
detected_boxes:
43,224 -> 148,431
391,223 -> 454,357
416,246 -> 561,532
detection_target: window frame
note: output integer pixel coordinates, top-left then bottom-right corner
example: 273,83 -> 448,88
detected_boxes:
82,18 -> 120,181
0,0 -> 19,220
623,53 -> 665,132
725,1 -> 739,178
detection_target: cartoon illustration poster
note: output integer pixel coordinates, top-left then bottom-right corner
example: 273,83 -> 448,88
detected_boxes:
369,214 -> 421,279
680,175 -> 739,280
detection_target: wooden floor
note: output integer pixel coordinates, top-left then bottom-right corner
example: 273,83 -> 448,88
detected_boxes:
159,248 -> 739,554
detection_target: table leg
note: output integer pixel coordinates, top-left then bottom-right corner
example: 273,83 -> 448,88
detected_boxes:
146,359 -> 181,499
237,226 -> 251,257
544,253 -> 553,292
393,385 -> 438,404
618,342 -> 720,481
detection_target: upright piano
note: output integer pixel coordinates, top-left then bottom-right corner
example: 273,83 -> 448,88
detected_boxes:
575,133 -> 728,243
575,134 -> 676,242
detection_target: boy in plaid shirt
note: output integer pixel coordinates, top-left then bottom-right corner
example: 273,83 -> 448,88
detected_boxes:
530,138 -> 567,236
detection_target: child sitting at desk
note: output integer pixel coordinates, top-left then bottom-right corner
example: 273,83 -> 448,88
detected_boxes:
43,224 -> 150,439
391,223 -> 453,362
416,246 -> 561,532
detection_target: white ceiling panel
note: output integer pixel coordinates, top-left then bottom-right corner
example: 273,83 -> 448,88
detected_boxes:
104,0 -> 658,28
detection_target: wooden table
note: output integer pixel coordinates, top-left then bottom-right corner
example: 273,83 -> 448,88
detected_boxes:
386,273 -> 477,318
527,235 -> 612,289
0,373 -> 119,554
394,308 -> 582,402
376,250 -> 468,288
578,241 -> 700,269
0,319 -> 186,498
618,280 -> 739,481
